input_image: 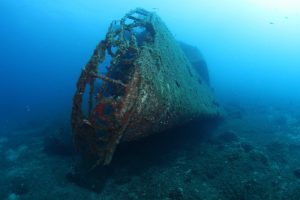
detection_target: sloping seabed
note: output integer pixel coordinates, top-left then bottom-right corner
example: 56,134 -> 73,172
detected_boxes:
2,7 -> 300,200
1,104 -> 300,199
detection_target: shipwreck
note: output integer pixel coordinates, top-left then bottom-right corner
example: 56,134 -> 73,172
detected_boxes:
71,8 -> 222,166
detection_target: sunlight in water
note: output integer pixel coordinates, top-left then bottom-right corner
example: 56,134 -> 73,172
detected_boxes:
254,0 -> 300,12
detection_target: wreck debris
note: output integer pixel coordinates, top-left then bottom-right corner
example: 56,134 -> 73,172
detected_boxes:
71,8 -> 222,166
179,42 -> 210,85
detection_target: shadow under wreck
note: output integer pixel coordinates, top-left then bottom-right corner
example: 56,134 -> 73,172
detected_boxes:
71,8 -> 222,167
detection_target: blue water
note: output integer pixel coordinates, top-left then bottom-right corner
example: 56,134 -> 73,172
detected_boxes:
1,1 -> 300,199
1,1 -> 300,121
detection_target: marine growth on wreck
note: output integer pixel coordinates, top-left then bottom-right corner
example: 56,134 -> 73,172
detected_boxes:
71,8 -> 222,166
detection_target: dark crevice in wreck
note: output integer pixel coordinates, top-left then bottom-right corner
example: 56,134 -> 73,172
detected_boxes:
67,117 -> 222,193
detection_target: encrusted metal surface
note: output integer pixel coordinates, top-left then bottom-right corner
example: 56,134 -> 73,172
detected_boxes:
71,8 -> 222,166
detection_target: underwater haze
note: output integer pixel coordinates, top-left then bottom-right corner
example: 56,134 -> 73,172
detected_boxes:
2,0 -> 300,122
1,0 -> 300,199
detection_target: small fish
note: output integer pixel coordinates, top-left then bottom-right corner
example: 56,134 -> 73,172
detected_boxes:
83,119 -> 92,126
269,22 -> 274,25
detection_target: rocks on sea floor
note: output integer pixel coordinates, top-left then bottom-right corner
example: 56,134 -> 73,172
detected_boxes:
1,105 -> 300,199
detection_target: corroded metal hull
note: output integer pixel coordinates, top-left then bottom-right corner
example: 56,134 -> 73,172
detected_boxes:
71,8 -> 222,166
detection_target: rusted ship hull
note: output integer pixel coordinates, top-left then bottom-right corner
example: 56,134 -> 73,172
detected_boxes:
71,8 -> 222,166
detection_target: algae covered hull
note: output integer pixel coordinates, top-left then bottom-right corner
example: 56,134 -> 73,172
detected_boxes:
71,8 -> 222,166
